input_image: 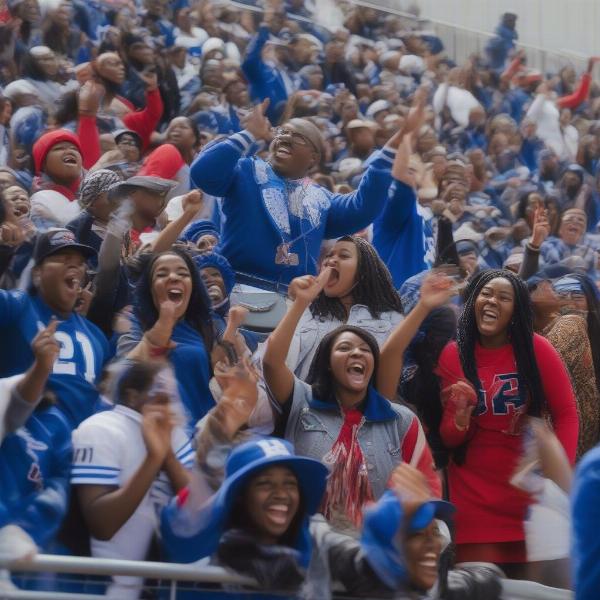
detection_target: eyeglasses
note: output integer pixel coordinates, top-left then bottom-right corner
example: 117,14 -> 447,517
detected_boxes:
274,127 -> 317,151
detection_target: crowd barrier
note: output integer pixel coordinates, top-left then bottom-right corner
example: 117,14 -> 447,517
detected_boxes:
0,554 -> 574,600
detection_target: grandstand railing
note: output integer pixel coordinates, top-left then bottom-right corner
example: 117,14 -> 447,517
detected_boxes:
0,554 -> 574,600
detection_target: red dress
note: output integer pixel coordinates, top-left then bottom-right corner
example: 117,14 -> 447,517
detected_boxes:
436,335 -> 578,561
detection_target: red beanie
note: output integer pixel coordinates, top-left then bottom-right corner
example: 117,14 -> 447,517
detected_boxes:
33,129 -> 83,175
138,143 -> 185,180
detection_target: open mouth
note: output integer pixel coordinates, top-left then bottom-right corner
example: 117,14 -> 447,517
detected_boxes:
324,267 -> 339,287
417,552 -> 438,569
481,308 -> 498,323
166,288 -> 184,303
265,504 -> 290,526
347,362 -> 367,385
274,142 -> 292,158
62,154 -> 78,166
64,275 -> 81,292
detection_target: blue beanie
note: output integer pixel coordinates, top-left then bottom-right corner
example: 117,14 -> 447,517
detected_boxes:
193,252 -> 235,295
180,219 -> 220,245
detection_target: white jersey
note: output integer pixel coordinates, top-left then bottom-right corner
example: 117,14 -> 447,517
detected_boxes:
71,405 -> 194,599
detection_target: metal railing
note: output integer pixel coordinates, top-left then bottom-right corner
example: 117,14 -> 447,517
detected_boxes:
0,554 -> 574,600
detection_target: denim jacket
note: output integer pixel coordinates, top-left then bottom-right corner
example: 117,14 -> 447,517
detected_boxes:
285,379 -> 415,500
286,306 -> 403,381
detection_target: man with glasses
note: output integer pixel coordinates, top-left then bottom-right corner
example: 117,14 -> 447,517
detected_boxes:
189,100 -> 395,289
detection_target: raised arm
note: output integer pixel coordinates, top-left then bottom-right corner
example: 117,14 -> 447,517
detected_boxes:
190,99 -> 270,197
152,191 -> 204,254
377,272 -> 456,400
263,268 -> 332,404
557,58 -> 598,110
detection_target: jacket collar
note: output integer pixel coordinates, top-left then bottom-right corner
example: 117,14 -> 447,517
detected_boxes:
308,385 -> 397,422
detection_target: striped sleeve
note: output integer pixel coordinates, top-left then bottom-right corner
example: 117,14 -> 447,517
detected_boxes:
71,423 -> 121,486
225,130 -> 256,154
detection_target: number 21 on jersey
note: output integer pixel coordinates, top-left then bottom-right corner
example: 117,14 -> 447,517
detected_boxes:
39,321 -> 97,383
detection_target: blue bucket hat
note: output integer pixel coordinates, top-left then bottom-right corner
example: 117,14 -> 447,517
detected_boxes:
180,219 -> 220,245
193,252 -> 235,296
361,490 -> 455,589
199,438 -> 328,567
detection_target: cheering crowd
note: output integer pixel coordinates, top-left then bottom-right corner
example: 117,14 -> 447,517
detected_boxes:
1,0 -> 600,598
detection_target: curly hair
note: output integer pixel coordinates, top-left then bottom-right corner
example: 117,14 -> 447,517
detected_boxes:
310,235 -> 402,321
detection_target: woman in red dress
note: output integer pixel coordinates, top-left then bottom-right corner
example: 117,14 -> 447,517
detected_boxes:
435,269 -> 578,578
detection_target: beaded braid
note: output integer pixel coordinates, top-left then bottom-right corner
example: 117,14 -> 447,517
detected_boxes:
310,235 -> 403,322
457,269 -> 546,418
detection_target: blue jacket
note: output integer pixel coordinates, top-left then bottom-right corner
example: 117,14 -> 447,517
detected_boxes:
373,177 -> 427,288
0,291 -> 110,429
242,25 -> 294,124
572,445 -> 600,599
191,131 -> 393,285
0,407 -> 72,548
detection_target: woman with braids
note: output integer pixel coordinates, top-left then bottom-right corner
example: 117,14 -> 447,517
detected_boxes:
264,265 -> 457,530
285,235 -> 404,381
435,269 -> 578,576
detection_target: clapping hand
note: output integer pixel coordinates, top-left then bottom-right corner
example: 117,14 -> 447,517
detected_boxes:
213,356 -> 260,439
418,270 -> 458,311
442,380 -> 477,431
142,402 -> 175,464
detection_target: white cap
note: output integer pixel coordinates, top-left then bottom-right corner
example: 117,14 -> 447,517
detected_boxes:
399,54 -> 425,75
3,79 -> 38,100
365,99 -> 391,119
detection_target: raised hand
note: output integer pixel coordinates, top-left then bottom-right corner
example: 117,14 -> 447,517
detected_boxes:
241,99 -> 272,141
288,267 -> 332,307
139,69 -> 159,91
144,300 -> 178,349
31,318 -> 60,373
213,357 -> 260,438
530,206 -> 550,248
227,305 -> 248,330
78,80 -> 105,116
388,463 -> 431,519
182,190 -> 204,215
142,403 -> 174,464
418,271 -> 457,311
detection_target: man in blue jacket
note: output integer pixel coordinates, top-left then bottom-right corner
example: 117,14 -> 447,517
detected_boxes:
190,100 -> 394,289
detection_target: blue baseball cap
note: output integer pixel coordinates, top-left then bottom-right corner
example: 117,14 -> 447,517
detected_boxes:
361,490 -> 454,588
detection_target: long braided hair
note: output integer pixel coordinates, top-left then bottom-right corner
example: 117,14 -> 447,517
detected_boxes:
310,235 -> 402,321
457,269 -> 546,419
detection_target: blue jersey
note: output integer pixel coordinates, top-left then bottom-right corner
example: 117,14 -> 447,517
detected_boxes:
0,407 -> 72,549
0,291 -> 110,429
